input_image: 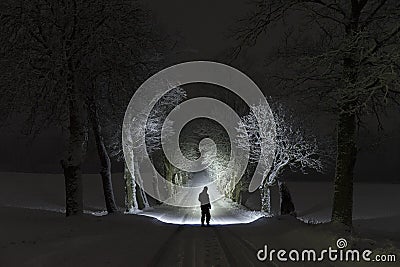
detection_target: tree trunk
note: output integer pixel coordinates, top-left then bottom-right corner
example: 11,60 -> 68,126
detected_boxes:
124,162 -> 138,212
88,96 -> 117,214
278,181 -> 296,216
233,180 -> 242,204
164,159 -> 173,197
62,69 -> 88,216
330,2 -> 360,228
136,185 -> 145,210
135,160 -> 149,209
61,10 -> 89,216
152,167 -> 161,204
261,185 -> 271,214
331,112 -> 357,226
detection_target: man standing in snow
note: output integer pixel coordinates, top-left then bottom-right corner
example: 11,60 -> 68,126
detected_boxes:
198,186 -> 211,226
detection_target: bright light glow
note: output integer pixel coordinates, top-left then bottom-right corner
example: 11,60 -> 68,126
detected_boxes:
137,202 -> 265,225
136,171 -> 265,225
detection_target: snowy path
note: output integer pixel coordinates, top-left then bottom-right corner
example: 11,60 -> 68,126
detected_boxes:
138,197 -> 264,225
137,172 -> 272,266
149,225 -> 273,267
138,171 -> 264,225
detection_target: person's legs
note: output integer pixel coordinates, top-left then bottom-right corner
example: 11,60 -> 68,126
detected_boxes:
201,206 -> 205,226
206,209 -> 211,225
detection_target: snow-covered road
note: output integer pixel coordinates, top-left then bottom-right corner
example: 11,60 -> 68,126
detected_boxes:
138,197 -> 264,225
1,173 -> 400,266
149,224 -> 272,267
138,171 -> 264,225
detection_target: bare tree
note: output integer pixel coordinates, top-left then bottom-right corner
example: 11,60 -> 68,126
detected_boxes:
145,87 -> 188,201
87,86 -> 117,213
231,0 -> 400,226
184,119 -> 232,195
237,103 -> 329,215
111,87 -> 186,212
0,0 -> 164,215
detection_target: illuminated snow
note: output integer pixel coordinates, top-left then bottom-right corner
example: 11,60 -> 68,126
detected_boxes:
136,171 -> 265,225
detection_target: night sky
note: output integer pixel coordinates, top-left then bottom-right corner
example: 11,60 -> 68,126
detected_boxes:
0,0 -> 399,182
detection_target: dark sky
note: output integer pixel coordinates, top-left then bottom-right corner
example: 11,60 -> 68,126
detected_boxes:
0,0 -> 399,182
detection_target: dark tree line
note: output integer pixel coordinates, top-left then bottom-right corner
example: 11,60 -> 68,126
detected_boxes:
231,0 -> 400,227
0,0 -> 168,215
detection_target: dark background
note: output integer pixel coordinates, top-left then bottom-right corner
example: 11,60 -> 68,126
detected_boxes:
0,0 -> 399,182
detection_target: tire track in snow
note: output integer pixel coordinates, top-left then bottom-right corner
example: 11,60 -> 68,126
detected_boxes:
212,227 -> 239,266
149,225 -> 275,267
213,227 -> 277,267
148,225 -> 185,267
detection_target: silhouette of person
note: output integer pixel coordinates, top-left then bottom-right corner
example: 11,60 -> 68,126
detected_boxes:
198,186 -> 211,226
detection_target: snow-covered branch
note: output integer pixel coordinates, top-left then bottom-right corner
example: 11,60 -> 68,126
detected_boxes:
237,102 -> 332,212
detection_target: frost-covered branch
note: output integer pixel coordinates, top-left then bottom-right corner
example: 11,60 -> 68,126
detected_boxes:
237,102 -> 331,212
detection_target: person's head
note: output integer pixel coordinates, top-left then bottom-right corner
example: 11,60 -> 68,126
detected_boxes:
203,186 -> 208,192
